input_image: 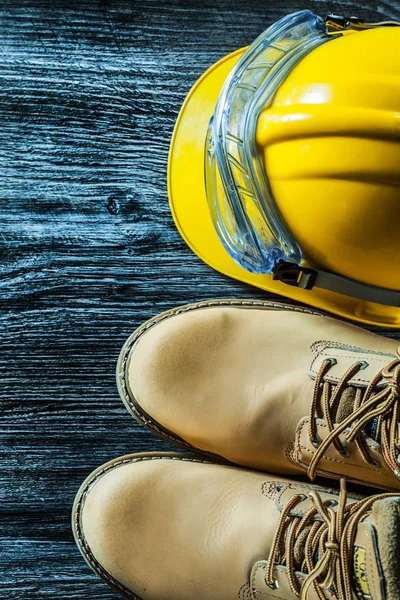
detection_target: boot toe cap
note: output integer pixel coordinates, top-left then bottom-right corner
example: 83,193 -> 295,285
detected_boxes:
123,307 -> 233,442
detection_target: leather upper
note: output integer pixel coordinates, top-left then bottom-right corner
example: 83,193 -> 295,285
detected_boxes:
291,342 -> 400,489
75,453 -> 389,600
124,303 -> 400,489
79,456 -> 279,599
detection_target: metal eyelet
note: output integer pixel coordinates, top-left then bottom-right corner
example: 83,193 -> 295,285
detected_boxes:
338,445 -> 350,458
297,494 -> 307,503
328,358 -> 338,367
265,578 -> 280,590
357,360 -> 369,371
328,499 -> 338,507
311,433 -> 322,448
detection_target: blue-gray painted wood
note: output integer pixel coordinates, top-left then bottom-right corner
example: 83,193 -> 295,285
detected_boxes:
1,1 -> 400,598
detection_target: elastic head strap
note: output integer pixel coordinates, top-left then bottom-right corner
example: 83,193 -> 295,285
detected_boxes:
273,261 -> 400,308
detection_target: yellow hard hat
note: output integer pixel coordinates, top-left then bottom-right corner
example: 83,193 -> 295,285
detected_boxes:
168,11 -> 400,327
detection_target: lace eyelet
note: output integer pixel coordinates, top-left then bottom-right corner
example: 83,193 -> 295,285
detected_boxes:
265,578 -> 279,590
338,445 -> 350,458
328,499 -> 338,507
297,494 -> 308,503
357,360 -> 369,371
311,434 -> 322,448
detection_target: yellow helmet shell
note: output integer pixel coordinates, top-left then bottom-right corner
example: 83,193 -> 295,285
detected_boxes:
257,27 -> 400,290
168,23 -> 400,327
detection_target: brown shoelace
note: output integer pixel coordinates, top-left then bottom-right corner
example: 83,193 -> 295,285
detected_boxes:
264,479 -> 398,599
307,347 -> 400,481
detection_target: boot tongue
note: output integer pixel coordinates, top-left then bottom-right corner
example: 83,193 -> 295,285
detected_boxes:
292,525 -> 313,570
366,498 -> 400,600
351,532 -> 381,600
335,386 -> 380,442
335,387 -> 357,423
290,498 -> 392,600
351,499 -> 400,600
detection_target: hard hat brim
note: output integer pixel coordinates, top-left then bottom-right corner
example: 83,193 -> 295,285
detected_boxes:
168,50 -> 400,328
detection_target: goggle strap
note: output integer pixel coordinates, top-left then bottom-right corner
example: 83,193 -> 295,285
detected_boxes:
273,261 -> 400,308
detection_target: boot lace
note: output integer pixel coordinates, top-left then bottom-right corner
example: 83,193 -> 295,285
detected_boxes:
264,479 -> 397,599
307,347 -> 400,481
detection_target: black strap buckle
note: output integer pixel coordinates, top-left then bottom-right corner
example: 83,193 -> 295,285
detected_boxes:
325,13 -> 400,32
272,260 -> 400,307
272,261 -> 317,291
325,14 -> 365,31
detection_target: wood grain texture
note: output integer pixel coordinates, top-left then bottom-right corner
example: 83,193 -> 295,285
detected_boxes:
1,1 -> 400,598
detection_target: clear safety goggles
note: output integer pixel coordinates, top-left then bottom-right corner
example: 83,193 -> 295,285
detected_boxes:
205,9 -> 400,307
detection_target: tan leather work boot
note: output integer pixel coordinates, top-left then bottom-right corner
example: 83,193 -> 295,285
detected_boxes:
116,300 -> 400,490
73,451 -> 400,600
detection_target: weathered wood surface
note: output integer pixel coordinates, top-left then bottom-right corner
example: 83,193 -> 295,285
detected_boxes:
1,1 -> 400,598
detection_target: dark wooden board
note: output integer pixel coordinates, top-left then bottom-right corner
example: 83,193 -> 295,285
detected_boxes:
1,1 -> 400,598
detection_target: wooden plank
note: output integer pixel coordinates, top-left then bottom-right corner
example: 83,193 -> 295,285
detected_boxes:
1,1 -> 400,597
